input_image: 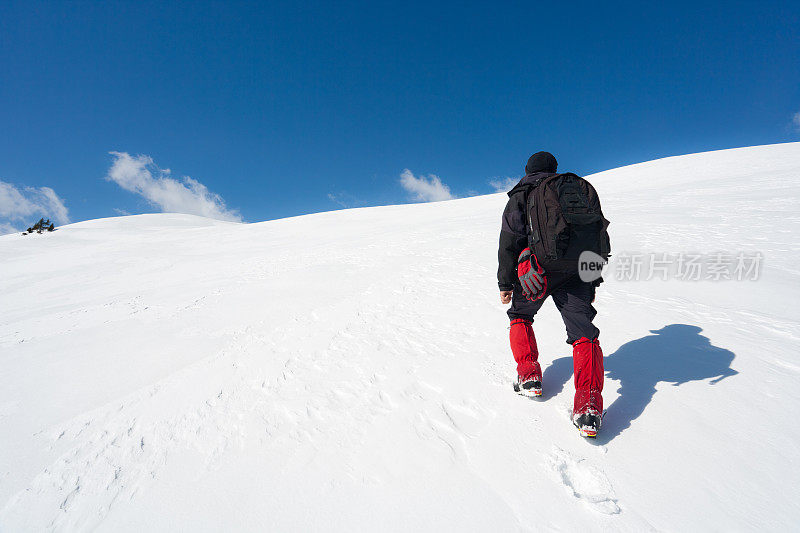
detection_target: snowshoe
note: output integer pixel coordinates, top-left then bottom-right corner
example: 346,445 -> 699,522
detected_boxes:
572,410 -> 602,438
513,376 -> 542,398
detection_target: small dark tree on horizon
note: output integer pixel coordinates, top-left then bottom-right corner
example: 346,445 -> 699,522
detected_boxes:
22,217 -> 56,235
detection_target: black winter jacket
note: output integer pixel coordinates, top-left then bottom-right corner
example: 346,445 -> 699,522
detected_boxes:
497,171 -> 594,294
497,172 -> 554,291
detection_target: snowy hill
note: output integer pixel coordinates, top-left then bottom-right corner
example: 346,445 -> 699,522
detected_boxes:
1,143 -> 799,531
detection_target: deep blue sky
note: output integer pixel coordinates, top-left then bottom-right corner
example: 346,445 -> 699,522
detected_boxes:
1,0 -> 799,224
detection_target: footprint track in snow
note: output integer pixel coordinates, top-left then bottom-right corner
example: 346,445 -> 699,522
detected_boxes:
548,446 -> 620,515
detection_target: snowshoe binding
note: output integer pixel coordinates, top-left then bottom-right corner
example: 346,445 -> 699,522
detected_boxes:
572,410 -> 602,438
514,376 -> 542,398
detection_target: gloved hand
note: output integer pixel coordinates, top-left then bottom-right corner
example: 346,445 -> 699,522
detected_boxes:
517,248 -> 547,302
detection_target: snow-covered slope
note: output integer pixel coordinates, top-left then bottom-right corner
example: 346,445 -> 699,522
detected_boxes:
1,143 -> 799,531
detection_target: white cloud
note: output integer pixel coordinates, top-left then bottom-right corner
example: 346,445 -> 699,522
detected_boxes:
793,111 -> 800,132
0,181 -> 70,235
488,177 -> 519,193
106,152 -> 242,222
327,193 -> 354,209
0,222 -> 19,235
38,187 -> 70,225
399,169 -> 454,202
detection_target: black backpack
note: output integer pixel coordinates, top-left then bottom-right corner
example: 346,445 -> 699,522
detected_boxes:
526,173 -> 610,273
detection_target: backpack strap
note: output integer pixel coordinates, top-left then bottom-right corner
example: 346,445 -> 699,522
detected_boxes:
526,173 -> 563,261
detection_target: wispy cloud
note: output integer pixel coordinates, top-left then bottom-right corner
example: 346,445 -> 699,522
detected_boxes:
488,176 -> 519,193
0,222 -> 18,235
793,111 -> 800,132
327,192 -> 360,209
106,152 -> 242,222
0,181 -> 70,235
399,169 -> 454,202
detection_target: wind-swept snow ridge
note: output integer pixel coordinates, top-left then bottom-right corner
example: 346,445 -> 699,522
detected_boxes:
1,143 -> 799,531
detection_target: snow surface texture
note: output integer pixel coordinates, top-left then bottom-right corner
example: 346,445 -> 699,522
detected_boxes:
1,143 -> 799,531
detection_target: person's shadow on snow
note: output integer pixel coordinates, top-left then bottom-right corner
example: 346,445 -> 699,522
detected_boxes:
542,324 -> 737,443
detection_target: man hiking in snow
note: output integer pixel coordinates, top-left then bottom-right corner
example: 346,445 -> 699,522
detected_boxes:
497,151 -> 610,437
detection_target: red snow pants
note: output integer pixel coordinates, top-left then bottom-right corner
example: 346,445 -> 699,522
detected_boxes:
572,337 -> 604,414
509,318 -> 542,381
507,276 -> 603,413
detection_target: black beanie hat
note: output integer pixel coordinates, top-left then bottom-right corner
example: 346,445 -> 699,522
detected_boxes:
525,151 -> 558,174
